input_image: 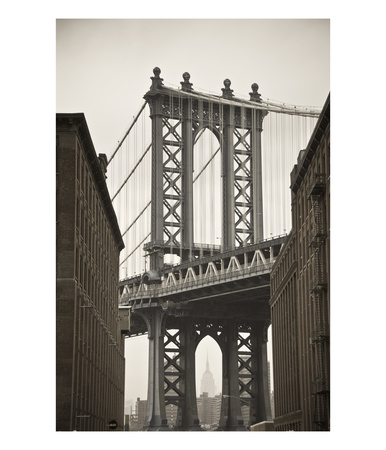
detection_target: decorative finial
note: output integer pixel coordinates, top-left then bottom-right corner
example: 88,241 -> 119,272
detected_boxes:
249,83 -> 262,102
221,78 -> 234,99
150,67 -> 164,91
180,72 -> 193,92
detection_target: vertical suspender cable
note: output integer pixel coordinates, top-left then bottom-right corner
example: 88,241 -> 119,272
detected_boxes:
107,102 -> 147,166
274,111 -> 279,236
219,102 -> 224,251
198,99 -> 203,249
209,101 -> 214,247
134,113 -> 138,275
179,90 -> 183,263
280,114 -> 284,233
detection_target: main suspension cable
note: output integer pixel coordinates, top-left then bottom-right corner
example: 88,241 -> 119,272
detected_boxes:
107,101 -> 147,165
111,144 -> 151,201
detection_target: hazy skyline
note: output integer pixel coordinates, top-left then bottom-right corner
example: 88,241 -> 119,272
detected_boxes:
56,17 -> 329,406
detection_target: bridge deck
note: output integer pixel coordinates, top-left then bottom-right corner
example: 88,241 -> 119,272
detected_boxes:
120,236 -> 287,336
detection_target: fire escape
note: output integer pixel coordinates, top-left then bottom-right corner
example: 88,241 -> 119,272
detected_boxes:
308,174 -> 329,431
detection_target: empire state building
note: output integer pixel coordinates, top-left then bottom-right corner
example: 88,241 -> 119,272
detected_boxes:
200,355 -> 216,397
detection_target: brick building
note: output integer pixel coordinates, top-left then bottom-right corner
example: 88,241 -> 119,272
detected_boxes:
269,94 -> 330,431
56,113 -> 128,431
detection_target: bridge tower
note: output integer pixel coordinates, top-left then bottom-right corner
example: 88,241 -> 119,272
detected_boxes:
144,67 -> 267,270
134,68 -> 272,431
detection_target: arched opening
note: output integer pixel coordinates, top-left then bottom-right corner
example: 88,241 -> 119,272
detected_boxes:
267,324 -> 274,417
195,335 -> 222,430
163,253 -> 181,266
193,127 -> 222,248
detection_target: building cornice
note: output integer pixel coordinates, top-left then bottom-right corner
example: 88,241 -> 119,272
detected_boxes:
56,113 -> 124,252
290,94 -> 330,194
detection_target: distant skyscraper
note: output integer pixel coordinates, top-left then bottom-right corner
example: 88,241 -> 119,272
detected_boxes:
200,355 -> 216,397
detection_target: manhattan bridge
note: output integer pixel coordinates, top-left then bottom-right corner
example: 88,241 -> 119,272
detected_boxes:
106,68 -> 321,430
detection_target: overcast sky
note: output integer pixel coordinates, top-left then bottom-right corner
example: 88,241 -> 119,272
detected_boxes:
56,18 -> 330,158
56,17 -> 330,406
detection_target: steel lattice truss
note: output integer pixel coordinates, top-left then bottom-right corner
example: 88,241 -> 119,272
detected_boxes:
233,128 -> 253,246
237,332 -> 255,399
164,329 -> 184,408
162,116 -> 183,247
145,75 -> 267,258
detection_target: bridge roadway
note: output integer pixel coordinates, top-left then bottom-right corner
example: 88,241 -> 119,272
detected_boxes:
119,234 -> 287,336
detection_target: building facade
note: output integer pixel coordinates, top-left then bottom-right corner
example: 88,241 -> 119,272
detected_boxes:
129,398 -> 148,431
56,113 -> 127,431
269,95 -> 330,431
197,393 -> 221,429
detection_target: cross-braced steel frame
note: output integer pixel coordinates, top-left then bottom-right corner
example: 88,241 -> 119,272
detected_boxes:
144,67 -> 268,270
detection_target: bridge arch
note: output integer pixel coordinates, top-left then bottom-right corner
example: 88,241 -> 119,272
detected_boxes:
192,122 -> 221,143
193,126 -> 222,247
195,334 -> 223,430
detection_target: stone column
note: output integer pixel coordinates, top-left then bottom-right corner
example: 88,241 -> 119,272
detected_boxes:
250,83 -> 268,244
222,102 -> 235,251
180,317 -> 202,430
252,321 -> 272,424
219,320 -> 245,430
144,68 -> 166,271
138,307 -> 169,431
181,76 -> 194,260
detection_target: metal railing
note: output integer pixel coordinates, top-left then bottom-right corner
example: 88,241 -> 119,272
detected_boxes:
120,261 -> 274,305
312,378 -> 329,395
307,173 -> 326,198
119,234 -> 288,286
143,240 -> 221,252
310,273 -> 327,292
311,325 -> 329,343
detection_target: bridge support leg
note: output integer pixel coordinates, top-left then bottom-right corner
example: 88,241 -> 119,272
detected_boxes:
252,110 -> 266,243
251,322 -> 272,425
141,308 -> 169,431
149,96 -> 165,272
219,321 -> 245,431
180,317 -> 202,430
181,98 -> 194,257
222,105 -> 236,251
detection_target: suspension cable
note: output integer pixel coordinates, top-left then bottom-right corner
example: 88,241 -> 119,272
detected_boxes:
111,144 -> 151,201
193,146 -> 220,182
120,233 -> 151,267
164,85 -> 321,118
107,101 -> 147,165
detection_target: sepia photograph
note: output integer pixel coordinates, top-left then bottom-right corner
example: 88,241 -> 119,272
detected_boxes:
56,17 -> 330,433
4,2 -> 385,449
